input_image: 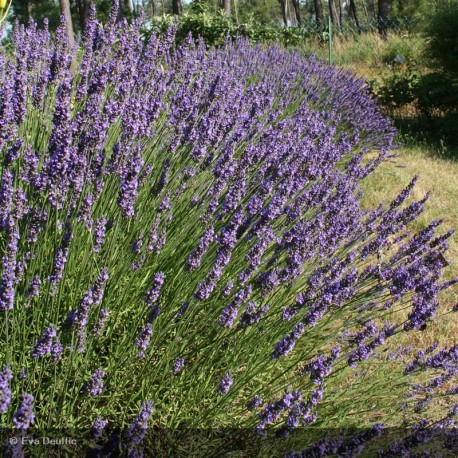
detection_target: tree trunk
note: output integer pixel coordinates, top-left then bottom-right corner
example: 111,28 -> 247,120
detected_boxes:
339,0 -> 343,26
291,0 -> 301,26
172,0 -> 182,15
76,0 -> 91,31
59,0 -> 75,50
124,0 -> 131,13
377,0 -> 391,37
328,0 -> 340,28
278,0 -> 288,26
26,0 -> 32,20
349,0 -> 362,33
313,0 -> 324,30
223,0 -> 230,15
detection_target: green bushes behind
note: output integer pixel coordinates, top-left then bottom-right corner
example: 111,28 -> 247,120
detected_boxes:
425,0 -> 458,77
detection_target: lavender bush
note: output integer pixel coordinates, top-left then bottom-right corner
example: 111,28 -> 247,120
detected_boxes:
1,6 -> 457,456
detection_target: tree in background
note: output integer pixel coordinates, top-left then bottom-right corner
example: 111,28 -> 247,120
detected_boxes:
59,0 -> 75,48
75,0 -> 91,30
278,0 -> 287,26
349,0 -> 361,33
378,0 -> 392,36
10,0 -> 60,28
291,0 -> 301,25
223,0 -> 230,15
3,0 -> 431,40
313,0 -> 324,29
328,0 -> 340,27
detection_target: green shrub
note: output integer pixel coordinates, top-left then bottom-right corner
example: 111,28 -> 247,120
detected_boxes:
415,72 -> 458,116
425,0 -> 458,76
369,69 -> 420,111
146,7 -> 312,48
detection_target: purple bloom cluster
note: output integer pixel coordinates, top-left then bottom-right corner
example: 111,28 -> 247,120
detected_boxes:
271,323 -> 305,359
26,275 -> 41,299
218,371 -> 234,395
85,369 -> 106,396
287,423 -> 383,457
304,346 -> 341,384
0,365 -> 13,413
144,272 -> 165,307
12,393 -> 34,430
136,323 -> 153,359
91,417 -> 108,440
172,357 -> 185,375
93,308 -> 110,336
64,268 -> 109,352
186,226 -> 214,271
218,286 -> 253,328
31,325 -> 63,361
377,420 -> 443,457
247,395 -> 264,410
125,401 -> 154,445
93,216 -> 108,253
240,302 -> 269,326
257,389 -> 305,436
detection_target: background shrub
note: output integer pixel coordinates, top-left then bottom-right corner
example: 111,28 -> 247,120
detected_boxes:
424,0 -> 458,77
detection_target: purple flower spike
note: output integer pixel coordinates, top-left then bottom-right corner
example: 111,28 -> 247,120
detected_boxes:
85,369 -> 106,396
13,394 -> 35,430
31,325 -> 62,361
93,308 -> 110,336
0,365 -> 13,413
26,275 -> 41,299
218,371 -> 234,395
93,216 -> 107,253
247,395 -> 263,410
91,417 -> 108,440
136,323 -> 153,359
173,358 -> 185,375
125,401 -> 154,446
144,272 -> 165,306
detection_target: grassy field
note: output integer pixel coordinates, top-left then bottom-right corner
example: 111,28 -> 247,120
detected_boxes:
362,144 -> 458,281
361,142 -> 458,352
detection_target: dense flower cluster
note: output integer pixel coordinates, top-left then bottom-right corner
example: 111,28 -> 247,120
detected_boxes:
0,7 -> 456,456
12,393 -> 34,429
85,369 -> 106,396
0,365 -> 13,413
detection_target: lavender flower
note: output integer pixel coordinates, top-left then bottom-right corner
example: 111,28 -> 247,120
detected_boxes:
218,371 -> 233,395
0,225 -> 19,311
136,323 -> 153,359
247,395 -> 263,410
48,247 -> 69,285
31,325 -> 62,361
91,417 -> 108,440
85,369 -> 106,396
0,15 -> 456,455
172,358 -> 185,375
93,216 -> 107,253
271,323 -> 305,359
144,272 -> 165,306
12,394 -> 34,429
93,308 -> 110,336
125,401 -> 154,445
0,365 -> 13,413
26,275 -> 41,299
187,226 -> 214,271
